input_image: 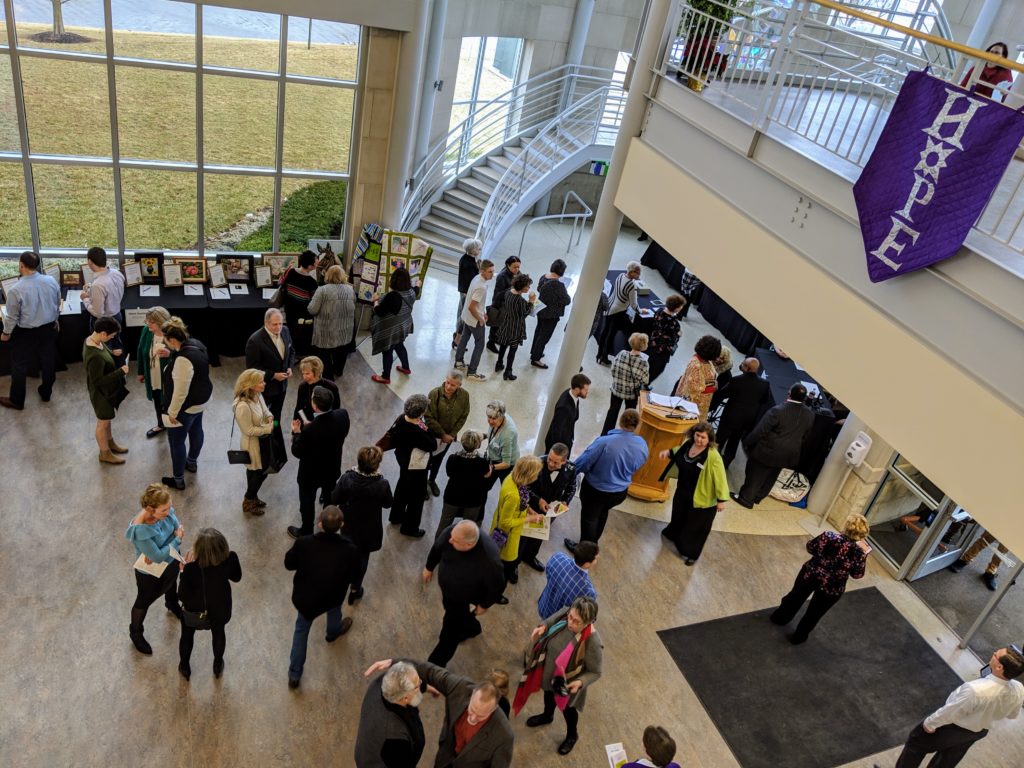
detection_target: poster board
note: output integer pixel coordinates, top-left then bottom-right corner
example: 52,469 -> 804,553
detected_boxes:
353,225 -> 433,305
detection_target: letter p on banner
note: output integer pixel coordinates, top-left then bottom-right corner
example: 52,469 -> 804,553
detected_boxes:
853,70 -> 1024,283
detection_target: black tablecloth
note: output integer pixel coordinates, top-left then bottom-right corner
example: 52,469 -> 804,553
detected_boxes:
753,347 -> 835,483
640,241 -> 685,290
0,284 -> 274,375
602,269 -> 663,356
696,286 -> 769,356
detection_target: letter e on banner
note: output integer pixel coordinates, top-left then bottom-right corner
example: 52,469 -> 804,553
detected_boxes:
852,70 -> 1024,283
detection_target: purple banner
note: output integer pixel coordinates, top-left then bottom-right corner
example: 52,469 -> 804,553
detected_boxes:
853,70 -> 1024,283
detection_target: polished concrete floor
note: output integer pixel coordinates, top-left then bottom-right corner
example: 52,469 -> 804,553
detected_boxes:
2,221 -> 1022,767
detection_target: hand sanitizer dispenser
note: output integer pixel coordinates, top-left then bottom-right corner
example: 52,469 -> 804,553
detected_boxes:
845,431 -> 872,467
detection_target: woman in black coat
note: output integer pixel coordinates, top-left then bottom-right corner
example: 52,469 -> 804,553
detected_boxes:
178,528 -> 242,680
494,273 -> 536,381
385,394 -> 437,538
331,445 -> 393,604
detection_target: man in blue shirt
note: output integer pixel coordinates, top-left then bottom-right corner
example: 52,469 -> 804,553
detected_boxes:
1,251 -> 61,411
564,408 -> 648,551
538,542 -> 599,619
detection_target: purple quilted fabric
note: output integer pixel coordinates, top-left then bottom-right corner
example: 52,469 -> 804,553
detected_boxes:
853,70 -> 1024,283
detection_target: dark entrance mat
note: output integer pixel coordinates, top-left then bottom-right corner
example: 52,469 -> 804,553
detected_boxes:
657,587 -> 964,768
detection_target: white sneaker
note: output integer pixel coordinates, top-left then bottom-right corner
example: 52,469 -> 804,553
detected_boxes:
454,361 -> 467,370
467,372 -> 487,381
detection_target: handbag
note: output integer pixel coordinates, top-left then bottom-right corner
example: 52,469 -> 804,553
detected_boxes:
258,424 -> 288,475
181,566 -> 212,631
490,528 -> 509,548
769,469 -> 810,503
226,411 -> 250,465
485,305 -> 502,327
110,384 -> 130,409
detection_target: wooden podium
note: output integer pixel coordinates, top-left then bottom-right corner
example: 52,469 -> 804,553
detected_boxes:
628,391 -> 698,502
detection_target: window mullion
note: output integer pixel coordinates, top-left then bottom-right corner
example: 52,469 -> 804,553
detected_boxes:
272,16 -> 288,253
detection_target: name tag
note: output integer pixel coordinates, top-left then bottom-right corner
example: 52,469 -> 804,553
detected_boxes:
696,462 -> 704,470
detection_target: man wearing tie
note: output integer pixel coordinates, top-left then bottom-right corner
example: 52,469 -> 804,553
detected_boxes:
544,374 -> 590,454
245,308 -> 295,422
0,252 -> 61,411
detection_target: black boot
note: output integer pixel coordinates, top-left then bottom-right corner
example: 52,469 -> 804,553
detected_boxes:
129,624 -> 153,655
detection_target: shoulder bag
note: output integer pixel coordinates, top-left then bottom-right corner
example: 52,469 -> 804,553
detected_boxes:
227,411 -> 250,465
181,566 -> 212,630
490,528 -> 509,548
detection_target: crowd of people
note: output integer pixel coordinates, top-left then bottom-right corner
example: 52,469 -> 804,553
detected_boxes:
3,240 -> 1022,767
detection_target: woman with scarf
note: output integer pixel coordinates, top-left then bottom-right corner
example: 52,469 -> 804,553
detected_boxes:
516,595 -> 603,756
490,455 -> 544,596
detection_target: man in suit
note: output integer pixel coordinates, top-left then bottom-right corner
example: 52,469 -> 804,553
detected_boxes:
245,308 -> 294,421
284,506 -> 359,688
364,659 -> 515,768
709,357 -> 771,468
424,521 -> 505,667
521,444 -> 578,572
732,383 -> 814,508
544,373 -> 590,454
289,386 -> 350,539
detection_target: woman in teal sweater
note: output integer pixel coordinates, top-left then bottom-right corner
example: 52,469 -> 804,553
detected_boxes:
125,482 -> 184,655
658,422 -> 729,566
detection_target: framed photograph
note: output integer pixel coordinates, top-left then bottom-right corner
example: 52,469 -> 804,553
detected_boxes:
1,276 -> 19,302
163,263 -> 183,287
60,270 -> 83,289
44,263 -> 61,282
389,234 -> 410,256
133,251 -> 164,283
208,263 -> 228,288
216,255 -> 252,283
263,253 -> 298,283
254,265 -> 273,288
123,261 -> 143,287
173,257 -> 208,284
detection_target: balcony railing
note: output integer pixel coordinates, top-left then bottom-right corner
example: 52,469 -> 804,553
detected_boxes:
663,0 -> 1024,256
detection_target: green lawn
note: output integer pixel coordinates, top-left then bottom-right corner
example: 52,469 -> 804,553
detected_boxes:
0,24 -> 356,251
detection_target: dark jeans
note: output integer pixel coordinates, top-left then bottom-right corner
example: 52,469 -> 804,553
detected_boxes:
435,503 -> 483,541
289,608 -> 343,681
578,479 -> 628,544
530,318 -> 559,362
455,323 -> 485,374
298,475 -> 337,535
167,411 -> 204,480
150,389 -> 164,428
770,574 -> 842,640
428,598 -> 482,667
392,469 -> 428,534
245,469 -> 267,500
381,343 -> 409,379
131,564 -> 179,629
542,691 -> 580,737
738,456 -> 781,505
602,394 -> 637,436
428,441 -> 452,483
180,622 -> 227,666
895,722 -> 987,768
353,551 -> 371,590
7,323 -> 58,407
312,344 -> 349,380
496,343 -> 520,373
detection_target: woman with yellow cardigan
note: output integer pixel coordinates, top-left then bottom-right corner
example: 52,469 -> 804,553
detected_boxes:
658,422 -> 730,566
490,456 -> 544,599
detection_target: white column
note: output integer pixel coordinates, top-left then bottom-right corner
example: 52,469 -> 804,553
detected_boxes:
382,0 -> 430,227
963,0 -> 1002,50
413,0 -> 448,171
534,0 -> 673,450
565,0 -> 597,68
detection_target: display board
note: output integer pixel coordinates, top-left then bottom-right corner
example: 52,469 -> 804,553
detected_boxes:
352,224 -> 433,304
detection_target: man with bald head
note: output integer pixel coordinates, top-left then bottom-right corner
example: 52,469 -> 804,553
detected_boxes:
424,521 -> 505,667
709,356 -> 771,469
364,658 -> 515,768
245,307 -> 295,421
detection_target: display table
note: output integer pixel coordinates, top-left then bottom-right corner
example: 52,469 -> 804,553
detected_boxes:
628,391 -> 699,502
602,270 -> 663,358
753,347 -> 836,483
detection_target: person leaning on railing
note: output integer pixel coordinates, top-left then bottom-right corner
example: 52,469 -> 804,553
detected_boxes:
960,42 -> 1014,102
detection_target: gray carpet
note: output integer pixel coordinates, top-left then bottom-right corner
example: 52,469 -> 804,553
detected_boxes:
657,587 -> 964,768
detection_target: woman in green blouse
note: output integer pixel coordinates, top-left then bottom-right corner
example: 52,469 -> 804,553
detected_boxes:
84,315 -> 130,464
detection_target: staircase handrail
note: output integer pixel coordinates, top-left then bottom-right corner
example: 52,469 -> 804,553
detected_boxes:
514,190 -> 595,260
476,85 -> 624,255
400,64 -> 620,231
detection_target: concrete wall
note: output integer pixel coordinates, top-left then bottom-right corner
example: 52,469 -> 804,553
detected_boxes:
942,0 -> 1024,49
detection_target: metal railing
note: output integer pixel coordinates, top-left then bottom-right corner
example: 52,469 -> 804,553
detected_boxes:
400,64 -> 622,232
476,84 -> 625,255
514,190 -> 594,260
663,0 -> 1024,254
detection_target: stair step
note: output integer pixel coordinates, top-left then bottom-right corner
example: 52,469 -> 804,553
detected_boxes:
432,200 -> 479,229
443,188 -> 486,215
457,175 -> 494,199
414,229 -> 461,272
489,154 -> 513,171
504,145 -> 524,160
421,213 -> 475,242
472,165 -> 504,185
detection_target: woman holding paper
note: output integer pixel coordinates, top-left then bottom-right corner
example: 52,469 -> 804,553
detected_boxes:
490,455 -> 544,593
384,393 -> 436,538
84,315 -> 130,465
125,482 -> 184,655
233,369 -> 275,516
136,306 -> 172,439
